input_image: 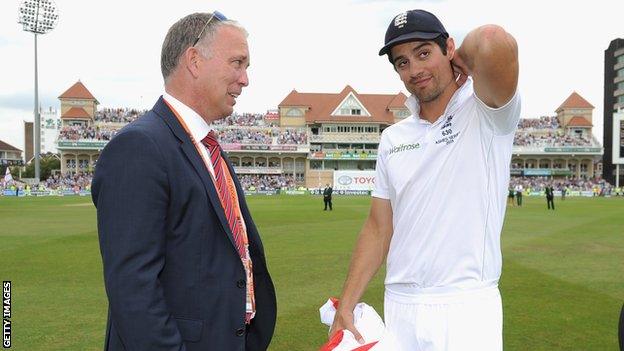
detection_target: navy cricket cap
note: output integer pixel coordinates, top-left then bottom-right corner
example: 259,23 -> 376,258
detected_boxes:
379,10 -> 448,56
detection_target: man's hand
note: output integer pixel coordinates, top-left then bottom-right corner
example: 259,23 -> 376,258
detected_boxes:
451,53 -> 470,87
329,309 -> 364,344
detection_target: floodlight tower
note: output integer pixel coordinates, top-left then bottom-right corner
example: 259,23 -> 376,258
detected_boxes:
18,0 -> 59,182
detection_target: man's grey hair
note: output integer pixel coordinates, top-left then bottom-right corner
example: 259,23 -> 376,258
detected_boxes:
160,12 -> 247,82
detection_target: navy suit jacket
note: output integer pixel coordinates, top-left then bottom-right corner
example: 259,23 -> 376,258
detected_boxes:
92,97 -> 276,351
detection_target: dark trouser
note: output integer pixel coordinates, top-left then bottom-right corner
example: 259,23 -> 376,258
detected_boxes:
547,197 -> 555,210
516,192 -> 522,206
324,198 -> 332,210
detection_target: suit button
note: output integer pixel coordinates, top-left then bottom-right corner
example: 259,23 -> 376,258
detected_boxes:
237,279 -> 245,288
236,327 -> 245,337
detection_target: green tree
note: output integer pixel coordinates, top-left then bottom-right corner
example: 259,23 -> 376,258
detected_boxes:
21,153 -> 61,180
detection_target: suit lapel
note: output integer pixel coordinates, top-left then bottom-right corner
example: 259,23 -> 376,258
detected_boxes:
153,97 -> 238,250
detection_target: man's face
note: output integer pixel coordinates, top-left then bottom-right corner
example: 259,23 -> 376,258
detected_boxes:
198,25 -> 249,120
390,39 -> 454,103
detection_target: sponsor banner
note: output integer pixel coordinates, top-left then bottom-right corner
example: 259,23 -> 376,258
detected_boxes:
311,152 -> 376,160
524,169 -> 551,176
236,145 -> 299,151
1,189 -> 91,197
241,145 -> 270,151
335,190 -> 370,195
520,190 -> 594,197
334,170 -> 376,191
57,141 -> 108,149
270,145 -> 298,151
310,188 -> 370,195
513,169 -> 573,176
283,190 -> 307,195
29,190 -> 51,197
244,190 -> 278,196
543,147 -> 601,153
221,143 -> 242,151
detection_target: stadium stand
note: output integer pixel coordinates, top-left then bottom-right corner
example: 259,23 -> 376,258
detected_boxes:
20,81 -> 611,196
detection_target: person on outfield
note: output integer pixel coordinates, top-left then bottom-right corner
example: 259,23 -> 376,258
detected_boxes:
515,183 -> 523,206
329,9 -> 520,350
545,185 -> 555,210
324,183 -> 334,211
507,186 -> 515,206
92,11 -> 276,351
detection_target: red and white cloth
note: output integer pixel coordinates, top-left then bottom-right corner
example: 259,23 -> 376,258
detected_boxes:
319,298 -> 400,351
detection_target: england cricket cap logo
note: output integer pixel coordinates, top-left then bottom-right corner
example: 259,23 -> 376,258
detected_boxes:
394,12 -> 408,28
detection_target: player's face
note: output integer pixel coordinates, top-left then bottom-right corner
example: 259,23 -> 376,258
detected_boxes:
391,39 -> 455,103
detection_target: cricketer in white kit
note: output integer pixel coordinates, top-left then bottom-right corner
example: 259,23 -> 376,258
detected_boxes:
329,9 -> 520,351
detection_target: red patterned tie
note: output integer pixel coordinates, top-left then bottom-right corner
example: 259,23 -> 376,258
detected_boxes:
201,130 -> 245,256
201,130 -> 255,323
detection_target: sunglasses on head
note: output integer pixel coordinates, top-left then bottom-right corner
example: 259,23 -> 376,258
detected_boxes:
192,11 -> 227,47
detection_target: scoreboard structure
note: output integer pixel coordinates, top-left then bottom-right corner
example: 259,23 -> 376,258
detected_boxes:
613,112 -> 624,187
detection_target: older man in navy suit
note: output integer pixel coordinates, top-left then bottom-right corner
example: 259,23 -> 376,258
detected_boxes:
92,11 -> 276,351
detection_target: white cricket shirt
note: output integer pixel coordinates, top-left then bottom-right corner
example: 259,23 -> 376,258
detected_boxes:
373,78 -> 521,290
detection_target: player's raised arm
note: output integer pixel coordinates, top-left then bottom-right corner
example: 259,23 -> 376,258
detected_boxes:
452,25 -> 519,108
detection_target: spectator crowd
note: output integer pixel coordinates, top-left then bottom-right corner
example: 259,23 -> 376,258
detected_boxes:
517,116 -> 560,130
44,172 -> 93,191
211,112 -> 270,127
509,176 -> 615,195
58,126 -> 119,141
513,131 -> 593,147
214,128 -> 307,145
95,108 -> 146,123
238,174 -> 296,191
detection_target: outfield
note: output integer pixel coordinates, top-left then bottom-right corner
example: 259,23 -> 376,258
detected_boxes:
0,195 -> 622,350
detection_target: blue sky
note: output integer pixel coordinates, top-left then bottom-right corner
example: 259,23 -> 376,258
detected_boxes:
1,0 -> 623,151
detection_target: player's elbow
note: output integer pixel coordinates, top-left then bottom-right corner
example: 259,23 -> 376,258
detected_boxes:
477,25 -> 518,60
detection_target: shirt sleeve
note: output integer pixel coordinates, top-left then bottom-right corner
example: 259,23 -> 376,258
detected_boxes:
372,131 -> 390,199
475,90 -> 522,136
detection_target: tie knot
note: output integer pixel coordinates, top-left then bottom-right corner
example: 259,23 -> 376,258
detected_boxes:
202,130 -> 219,148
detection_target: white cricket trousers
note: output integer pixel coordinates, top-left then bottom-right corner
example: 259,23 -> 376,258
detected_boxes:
384,284 -> 503,351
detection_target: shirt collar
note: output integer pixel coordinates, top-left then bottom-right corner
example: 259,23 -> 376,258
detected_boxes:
162,92 -> 212,142
405,77 -> 474,125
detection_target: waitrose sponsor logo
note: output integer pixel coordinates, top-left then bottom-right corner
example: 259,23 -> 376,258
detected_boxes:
389,143 -> 420,155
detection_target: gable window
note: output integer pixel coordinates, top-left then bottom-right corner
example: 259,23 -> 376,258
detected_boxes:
339,108 -> 361,115
286,108 -> 303,117
333,93 -> 370,117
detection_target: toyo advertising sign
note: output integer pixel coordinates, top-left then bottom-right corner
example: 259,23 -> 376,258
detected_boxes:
333,170 -> 376,191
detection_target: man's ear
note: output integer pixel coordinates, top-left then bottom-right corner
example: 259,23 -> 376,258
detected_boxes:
446,37 -> 456,60
183,46 -> 203,79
